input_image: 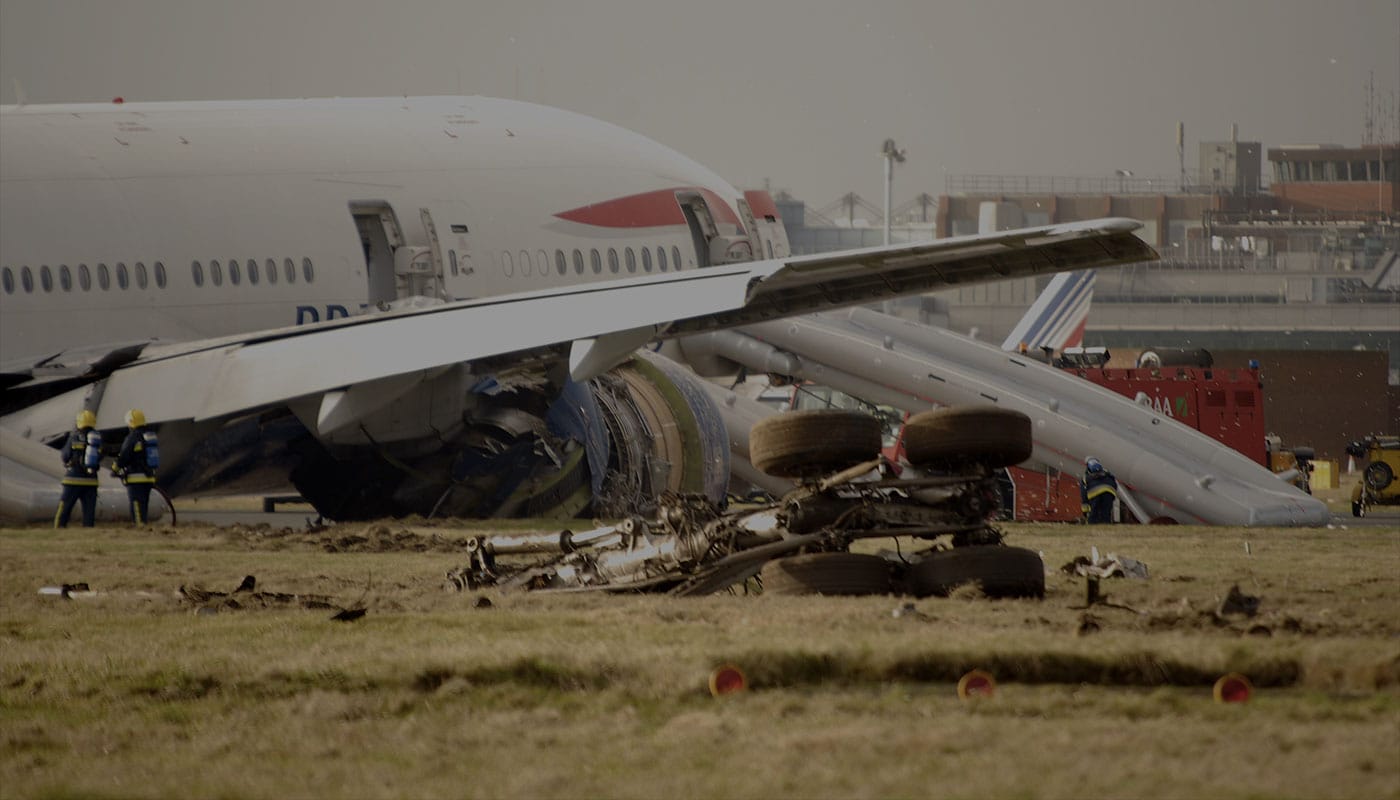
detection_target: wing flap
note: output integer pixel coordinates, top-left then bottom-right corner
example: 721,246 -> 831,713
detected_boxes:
671,218 -> 1153,333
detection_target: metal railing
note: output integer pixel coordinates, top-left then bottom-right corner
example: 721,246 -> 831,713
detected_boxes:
944,173 -> 1267,197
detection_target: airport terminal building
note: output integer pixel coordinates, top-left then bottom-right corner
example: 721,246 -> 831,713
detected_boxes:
773,139 -> 1400,455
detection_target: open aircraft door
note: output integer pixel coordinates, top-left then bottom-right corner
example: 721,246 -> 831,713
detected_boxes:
350,202 -> 454,307
676,191 -> 753,267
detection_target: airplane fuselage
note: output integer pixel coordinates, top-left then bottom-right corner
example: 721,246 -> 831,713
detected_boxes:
0,96 -> 784,360
0,96 -> 1156,522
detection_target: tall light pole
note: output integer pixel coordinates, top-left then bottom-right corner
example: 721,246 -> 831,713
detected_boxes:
881,139 -> 906,246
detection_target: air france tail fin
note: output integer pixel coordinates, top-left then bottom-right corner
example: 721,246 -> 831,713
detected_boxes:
1002,269 -> 1096,352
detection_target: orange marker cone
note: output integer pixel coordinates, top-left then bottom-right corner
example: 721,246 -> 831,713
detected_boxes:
957,669 -> 996,700
1213,673 -> 1253,703
709,664 -> 747,697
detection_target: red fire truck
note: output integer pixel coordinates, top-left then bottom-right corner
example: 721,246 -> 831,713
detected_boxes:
1002,348 -> 1268,522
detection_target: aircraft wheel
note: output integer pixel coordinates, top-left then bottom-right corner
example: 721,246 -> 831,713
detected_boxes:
903,407 -> 1033,470
760,553 -> 893,596
905,546 -> 1045,599
749,410 -> 882,479
1364,461 -> 1394,492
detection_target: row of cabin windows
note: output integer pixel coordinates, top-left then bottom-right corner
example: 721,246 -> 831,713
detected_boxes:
1,258 -> 317,295
445,245 -> 686,279
2,261 -> 168,294
190,258 -> 315,287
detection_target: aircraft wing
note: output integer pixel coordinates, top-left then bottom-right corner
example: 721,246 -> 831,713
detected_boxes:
48,218 -> 1154,429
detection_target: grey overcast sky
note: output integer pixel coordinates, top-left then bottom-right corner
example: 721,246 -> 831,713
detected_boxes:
2,0 -> 1397,206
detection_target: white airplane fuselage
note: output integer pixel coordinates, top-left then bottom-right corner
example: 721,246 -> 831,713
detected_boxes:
0,96 -> 781,358
0,96 -> 1157,521
0,96 -> 791,519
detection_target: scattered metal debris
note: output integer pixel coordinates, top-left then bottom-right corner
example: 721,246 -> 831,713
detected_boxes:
1060,546 -> 1149,580
37,582 -> 93,599
179,574 -> 366,620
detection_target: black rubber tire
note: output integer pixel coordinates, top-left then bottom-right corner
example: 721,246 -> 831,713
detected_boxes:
1364,461 -> 1394,492
1352,500 -> 1365,518
749,410 -> 882,479
905,546 -> 1045,599
903,407 -> 1033,470
760,553 -> 893,596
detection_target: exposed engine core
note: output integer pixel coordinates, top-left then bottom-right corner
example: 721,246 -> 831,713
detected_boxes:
151,352 -> 730,521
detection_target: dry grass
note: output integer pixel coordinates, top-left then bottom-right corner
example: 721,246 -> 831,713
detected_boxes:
1,518 -> 1398,799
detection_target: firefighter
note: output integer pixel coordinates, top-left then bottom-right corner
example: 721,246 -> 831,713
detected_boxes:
112,408 -> 160,524
1080,456 -> 1118,524
55,409 -> 103,528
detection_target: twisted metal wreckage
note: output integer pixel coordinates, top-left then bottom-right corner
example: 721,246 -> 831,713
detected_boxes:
446,406 -> 1047,599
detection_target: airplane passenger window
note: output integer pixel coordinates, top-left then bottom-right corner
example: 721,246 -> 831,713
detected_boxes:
672,246 -> 683,270
59,265 -> 72,291
302,258 -> 314,283
625,248 -> 636,273
572,249 -> 584,274
536,250 -> 549,281
191,261 -> 204,287
520,250 -> 531,277
657,247 -> 668,271
21,266 -> 33,292
135,262 -> 148,289
154,262 -> 166,288
284,258 -> 296,283
641,247 -> 653,272
265,259 -> 277,284
78,264 -> 92,291
247,259 -> 259,285
607,248 -> 619,273
502,250 -> 514,277
449,250 -> 459,277
210,260 -> 223,286
97,264 -> 110,290
1,267 -> 13,294
555,250 -> 567,275
590,249 -> 602,274
40,266 -> 53,292
228,259 -> 241,285
116,263 -> 129,290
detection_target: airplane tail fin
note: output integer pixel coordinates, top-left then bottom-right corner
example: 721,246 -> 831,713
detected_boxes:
1001,269 -> 1096,352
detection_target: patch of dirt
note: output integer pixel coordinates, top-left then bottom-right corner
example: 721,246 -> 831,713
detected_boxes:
197,522 -> 479,553
319,524 -> 475,554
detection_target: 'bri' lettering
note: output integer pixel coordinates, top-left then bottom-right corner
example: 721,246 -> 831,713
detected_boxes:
295,305 -> 351,325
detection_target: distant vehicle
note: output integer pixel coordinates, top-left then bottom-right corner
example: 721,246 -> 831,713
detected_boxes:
1265,434 -> 1314,495
1347,435 -> 1400,516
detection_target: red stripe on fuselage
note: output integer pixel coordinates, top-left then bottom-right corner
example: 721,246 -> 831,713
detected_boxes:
555,188 -> 741,228
743,190 -> 781,220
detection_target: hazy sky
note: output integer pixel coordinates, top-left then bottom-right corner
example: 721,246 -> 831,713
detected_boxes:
2,0 -> 1396,206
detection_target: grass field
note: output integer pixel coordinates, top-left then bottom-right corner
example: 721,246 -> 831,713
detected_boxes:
2,513 -> 1398,799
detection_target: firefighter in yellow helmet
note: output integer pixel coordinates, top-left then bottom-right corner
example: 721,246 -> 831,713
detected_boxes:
55,409 -> 103,527
112,408 -> 160,524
